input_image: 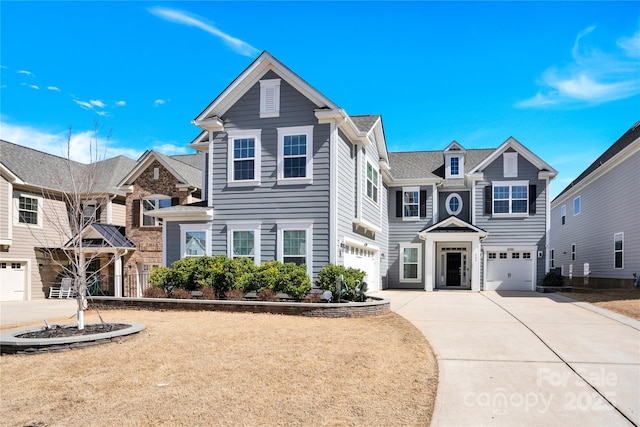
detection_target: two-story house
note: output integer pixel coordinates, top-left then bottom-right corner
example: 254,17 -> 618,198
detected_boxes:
0,141 -> 203,301
550,122 -> 639,288
153,52 -> 557,292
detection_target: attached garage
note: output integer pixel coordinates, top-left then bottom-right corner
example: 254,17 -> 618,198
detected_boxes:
0,260 -> 27,301
343,242 -> 380,292
485,250 -> 534,291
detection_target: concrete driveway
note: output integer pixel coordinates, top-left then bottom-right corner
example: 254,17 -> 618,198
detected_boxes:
1,299 -> 78,327
377,290 -> 640,427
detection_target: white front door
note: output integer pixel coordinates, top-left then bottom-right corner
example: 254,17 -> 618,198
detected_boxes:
344,244 -> 379,292
0,261 -> 26,301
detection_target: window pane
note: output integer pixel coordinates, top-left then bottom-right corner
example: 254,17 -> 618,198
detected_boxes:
450,157 -> 459,175
234,159 -> 255,180
494,200 -> 509,213
449,197 -> 459,212
404,191 -> 418,204
404,247 -> 418,263
284,135 -> 306,156
614,238 -> 623,251
615,252 -> 623,269
185,231 -> 206,256
512,200 -> 528,213
284,157 -> 306,178
404,264 -> 418,279
233,231 -> 254,256
284,230 -> 305,256
158,199 -> 172,208
512,186 -> 527,199
234,139 -> 254,159
284,256 -> 305,266
494,186 -> 509,200
18,196 -> 38,224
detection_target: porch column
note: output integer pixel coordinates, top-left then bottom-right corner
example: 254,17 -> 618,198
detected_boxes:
471,238 -> 481,292
424,239 -> 434,291
114,252 -> 123,298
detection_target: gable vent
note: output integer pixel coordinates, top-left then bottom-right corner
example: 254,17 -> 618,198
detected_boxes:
260,79 -> 280,118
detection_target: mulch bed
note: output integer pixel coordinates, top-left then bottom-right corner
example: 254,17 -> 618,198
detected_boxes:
16,323 -> 129,339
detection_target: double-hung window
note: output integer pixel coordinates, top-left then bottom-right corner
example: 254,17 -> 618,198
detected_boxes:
492,181 -> 528,215
614,233 -> 623,269
561,205 -> 566,225
180,224 -> 211,258
277,126 -> 313,184
18,195 -> 39,225
400,243 -> 421,282
366,162 -> 379,203
573,196 -> 581,216
142,197 -> 171,226
277,221 -> 313,278
450,157 -> 459,176
227,223 -> 261,265
403,187 -> 419,219
227,130 -> 261,186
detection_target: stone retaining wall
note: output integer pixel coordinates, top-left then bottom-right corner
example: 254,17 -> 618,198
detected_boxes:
89,296 -> 390,318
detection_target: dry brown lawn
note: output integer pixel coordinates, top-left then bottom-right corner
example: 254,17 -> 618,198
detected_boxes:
1,309 -> 438,427
558,288 -> 640,320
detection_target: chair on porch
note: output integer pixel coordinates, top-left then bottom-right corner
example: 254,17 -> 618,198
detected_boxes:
49,277 -> 75,298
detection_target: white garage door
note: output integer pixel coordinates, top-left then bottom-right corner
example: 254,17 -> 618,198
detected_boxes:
344,244 -> 379,292
485,251 -> 534,291
0,261 -> 27,301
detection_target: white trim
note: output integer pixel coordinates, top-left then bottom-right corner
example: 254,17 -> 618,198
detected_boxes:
432,183 -> 438,224
329,121 -> 338,264
399,243 -> 422,283
503,152 -> 518,178
162,219 -> 167,266
277,125 -> 313,184
227,129 -> 262,187
614,232 -> 624,269
259,78 -> 281,118
573,195 -> 581,216
227,222 -> 261,265
365,160 -> 379,205
468,136 -> 558,177
179,223 -> 211,258
544,175 -> 551,273
445,193 -> 463,216
277,221 -> 313,279
401,186 -> 420,220
445,154 -> 463,179
208,132 -> 214,206
491,180 -> 529,217
13,192 -> 43,229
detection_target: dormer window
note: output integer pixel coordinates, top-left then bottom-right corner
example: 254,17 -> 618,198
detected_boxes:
260,79 -> 280,118
444,141 -> 465,179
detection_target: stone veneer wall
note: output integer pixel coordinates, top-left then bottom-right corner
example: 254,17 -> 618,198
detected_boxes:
89,297 -> 390,318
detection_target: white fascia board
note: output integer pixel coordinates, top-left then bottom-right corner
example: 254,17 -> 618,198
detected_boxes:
145,208 -> 214,221
389,178 -> 442,187
0,163 -> 24,184
195,52 -> 338,123
192,116 -> 224,132
468,136 -> 558,176
352,218 -> 382,234
444,140 -> 466,153
315,109 -> 368,145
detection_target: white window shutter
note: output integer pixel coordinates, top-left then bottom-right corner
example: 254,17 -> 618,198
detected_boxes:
260,79 -> 280,118
503,152 -> 518,178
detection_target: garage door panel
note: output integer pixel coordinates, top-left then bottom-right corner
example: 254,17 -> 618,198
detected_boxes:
1,261 -> 26,301
486,252 -> 533,291
344,246 -> 379,292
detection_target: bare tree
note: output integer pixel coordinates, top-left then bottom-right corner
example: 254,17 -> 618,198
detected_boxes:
29,122 -> 117,329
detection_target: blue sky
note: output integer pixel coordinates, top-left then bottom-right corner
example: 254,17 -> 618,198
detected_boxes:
1,1 -> 638,199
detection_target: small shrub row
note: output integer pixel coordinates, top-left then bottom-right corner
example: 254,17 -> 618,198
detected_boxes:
148,256 -> 312,300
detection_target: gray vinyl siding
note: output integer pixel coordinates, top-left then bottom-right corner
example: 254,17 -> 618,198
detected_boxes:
438,190 -> 470,222
204,70 -> 331,280
336,134 -> 356,241
362,144 -> 381,224
165,221 -> 182,266
474,154 -> 548,284
379,182 -> 389,288
386,185 -> 434,288
550,149 -> 640,280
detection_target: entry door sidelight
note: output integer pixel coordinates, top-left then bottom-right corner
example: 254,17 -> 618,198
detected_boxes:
446,252 -> 462,286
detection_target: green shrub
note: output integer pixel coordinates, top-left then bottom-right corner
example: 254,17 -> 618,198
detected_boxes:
280,262 -> 311,299
148,266 -> 174,287
316,264 -> 366,300
542,271 -> 564,286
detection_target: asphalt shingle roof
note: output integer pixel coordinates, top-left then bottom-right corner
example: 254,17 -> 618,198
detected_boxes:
351,115 -> 380,134
153,151 -> 202,188
388,148 -> 495,180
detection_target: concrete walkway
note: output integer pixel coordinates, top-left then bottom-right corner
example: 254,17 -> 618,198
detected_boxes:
1,299 -> 78,327
376,290 -> 640,427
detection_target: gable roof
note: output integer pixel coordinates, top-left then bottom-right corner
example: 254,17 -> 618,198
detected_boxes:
118,150 -> 202,188
0,139 -> 136,196
554,121 -> 640,201
65,223 -> 135,249
468,136 -> 558,176
194,51 -> 338,127
419,216 -> 488,236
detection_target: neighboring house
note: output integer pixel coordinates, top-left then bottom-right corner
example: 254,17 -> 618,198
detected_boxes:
0,142 -> 203,301
117,150 -> 202,294
549,122 -> 640,288
152,52 -> 558,292
0,140 -> 137,301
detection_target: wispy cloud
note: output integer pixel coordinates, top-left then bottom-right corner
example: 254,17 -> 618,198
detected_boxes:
90,99 -> 105,108
149,6 -> 259,57
73,99 -> 93,110
22,83 -> 40,90
517,27 -> 640,108
47,86 -> 61,92
116,100 -> 126,107
17,69 -> 35,77
153,143 -> 188,155
0,118 -> 143,163
154,99 -> 168,107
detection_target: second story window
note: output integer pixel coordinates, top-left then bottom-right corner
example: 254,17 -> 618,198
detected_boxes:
561,205 -> 566,225
573,196 -> 581,216
493,182 -> 528,215
450,157 -> 459,176
403,188 -> 419,219
445,193 -> 463,216
142,198 -> 171,226
227,130 -> 261,186
366,162 -> 379,203
277,126 -> 313,184
17,194 -> 40,226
